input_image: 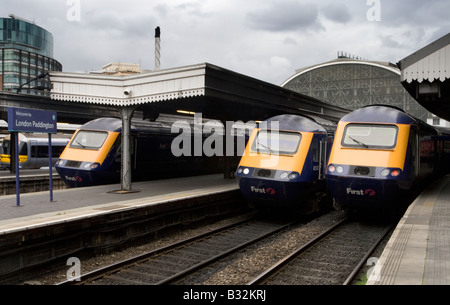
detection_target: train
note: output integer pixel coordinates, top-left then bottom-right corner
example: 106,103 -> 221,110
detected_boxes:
326,105 -> 450,212
235,114 -> 336,214
0,133 -> 72,169
55,115 -> 248,188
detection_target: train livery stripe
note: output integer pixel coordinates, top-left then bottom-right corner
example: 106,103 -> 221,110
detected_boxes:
0,154 -> 27,164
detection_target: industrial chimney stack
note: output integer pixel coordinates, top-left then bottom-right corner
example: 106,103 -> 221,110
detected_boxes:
155,26 -> 161,71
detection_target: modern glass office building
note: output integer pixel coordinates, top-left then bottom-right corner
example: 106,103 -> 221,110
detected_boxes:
282,54 -> 430,121
0,15 -> 62,95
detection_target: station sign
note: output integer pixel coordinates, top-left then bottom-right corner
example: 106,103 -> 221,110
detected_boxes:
8,107 -> 57,134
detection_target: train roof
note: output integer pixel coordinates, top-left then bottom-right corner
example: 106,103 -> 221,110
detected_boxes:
80,118 -> 126,132
340,105 -> 438,134
79,117 -> 177,134
2,133 -> 71,143
260,114 -> 333,133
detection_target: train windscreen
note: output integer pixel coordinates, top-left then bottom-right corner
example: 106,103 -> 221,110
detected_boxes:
342,124 -> 398,149
251,130 -> 301,155
69,131 -> 108,150
1,139 -> 28,155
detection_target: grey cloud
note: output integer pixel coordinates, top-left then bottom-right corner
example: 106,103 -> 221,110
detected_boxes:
246,2 -> 323,32
378,1 -> 450,29
380,34 -> 403,49
321,3 -> 352,24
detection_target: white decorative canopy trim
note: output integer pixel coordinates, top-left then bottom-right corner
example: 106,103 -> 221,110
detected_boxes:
50,63 -> 207,106
402,44 -> 450,83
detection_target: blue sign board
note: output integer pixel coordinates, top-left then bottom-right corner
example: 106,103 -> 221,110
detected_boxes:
7,107 -> 58,206
8,107 -> 57,134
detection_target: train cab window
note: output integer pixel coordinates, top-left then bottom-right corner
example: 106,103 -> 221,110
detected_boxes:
70,131 -> 108,150
342,124 -> 398,149
251,130 -> 301,155
1,140 -> 27,155
1,140 -> 10,155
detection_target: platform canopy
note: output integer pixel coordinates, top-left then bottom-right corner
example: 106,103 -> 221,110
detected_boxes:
399,33 -> 450,83
50,62 -> 349,123
398,33 -> 450,121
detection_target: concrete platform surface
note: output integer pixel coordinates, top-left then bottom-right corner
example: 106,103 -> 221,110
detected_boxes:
0,174 -> 239,235
367,175 -> 450,285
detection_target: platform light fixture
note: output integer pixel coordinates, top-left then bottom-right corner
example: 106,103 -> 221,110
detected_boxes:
177,110 -> 196,115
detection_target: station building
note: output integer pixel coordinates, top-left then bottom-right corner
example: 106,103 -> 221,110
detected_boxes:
0,15 -> 62,95
281,52 -> 431,122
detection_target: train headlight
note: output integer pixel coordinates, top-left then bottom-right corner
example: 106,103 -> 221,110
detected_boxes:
381,169 -> 390,177
288,172 -> 298,180
336,166 -> 344,173
84,162 -> 100,169
243,168 -> 250,175
280,172 -> 289,179
328,165 -> 336,173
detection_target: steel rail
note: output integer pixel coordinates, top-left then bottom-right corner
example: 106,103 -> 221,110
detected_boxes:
57,216 -> 255,285
342,224 -> 393,285
155,220 -> 298,285
247,217 -> 348,285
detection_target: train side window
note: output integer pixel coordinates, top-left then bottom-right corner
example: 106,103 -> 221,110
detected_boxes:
311,137 -> 319,162
2,140 -> 10,154
51,146 -> 64,158
409,128 -> 420,177
30,145 -> 66,158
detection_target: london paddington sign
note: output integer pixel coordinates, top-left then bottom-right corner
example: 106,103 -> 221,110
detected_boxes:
8,107 -> 57,134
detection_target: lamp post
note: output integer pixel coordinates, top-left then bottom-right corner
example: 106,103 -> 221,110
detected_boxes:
16,71 -> 49,93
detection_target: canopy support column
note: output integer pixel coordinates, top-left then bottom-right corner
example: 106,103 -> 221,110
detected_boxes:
120,106 -> 138,192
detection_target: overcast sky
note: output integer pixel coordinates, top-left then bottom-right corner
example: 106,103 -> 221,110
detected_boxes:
2,0 -> 449,85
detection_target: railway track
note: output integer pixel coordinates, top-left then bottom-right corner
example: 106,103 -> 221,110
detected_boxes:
248,218 -> 392,285
57,216 -> 298,285
57,210 -> 392,286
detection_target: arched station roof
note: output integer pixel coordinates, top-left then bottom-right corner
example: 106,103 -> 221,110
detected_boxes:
280,57 -> 429,122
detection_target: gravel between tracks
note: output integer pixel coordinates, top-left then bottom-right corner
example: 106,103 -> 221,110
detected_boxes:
25,210 -> 349,285
180,210 -> 347,285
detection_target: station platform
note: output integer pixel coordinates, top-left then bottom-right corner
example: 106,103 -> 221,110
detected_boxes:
367,174 -> 450,285
0,174 -> 239,235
